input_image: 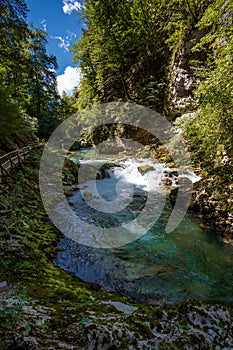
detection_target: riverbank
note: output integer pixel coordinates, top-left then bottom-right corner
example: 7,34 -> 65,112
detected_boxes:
144,144 -> 233,246
190,177 -> 233,245
0,150 -> 233,349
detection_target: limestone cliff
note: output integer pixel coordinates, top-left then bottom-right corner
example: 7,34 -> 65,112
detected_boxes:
167,27 -> 208,119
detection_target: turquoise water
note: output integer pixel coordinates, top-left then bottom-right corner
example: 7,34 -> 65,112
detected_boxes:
57,153 -> 233,303
112,209 -> 233,302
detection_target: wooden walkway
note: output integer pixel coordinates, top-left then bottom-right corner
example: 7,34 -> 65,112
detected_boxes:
0,142 -> 44,196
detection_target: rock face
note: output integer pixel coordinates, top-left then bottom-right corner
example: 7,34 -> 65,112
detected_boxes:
168,27 -> 208,118
167,24 -> 233,241
191,183 -> 233,244
1,294 -> 233,350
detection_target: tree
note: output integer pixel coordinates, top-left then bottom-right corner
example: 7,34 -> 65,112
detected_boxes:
182,0 -> 233,168
25,28 -> 60,139
58,91 -> 77,120
0,0 -> 64,149
72,0 -> 173,111
0,0 -> 34,150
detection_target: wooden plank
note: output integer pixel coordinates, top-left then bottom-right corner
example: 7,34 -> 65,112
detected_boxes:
17,151 -> 22,165
0,143 -> 43,182
0,161 -> 11,177
0,281 -> 8,293
22,148 -> 27,161
9,154 -> 15,171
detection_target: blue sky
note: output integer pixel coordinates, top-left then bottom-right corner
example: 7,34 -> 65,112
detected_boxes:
25,0 -> 84,95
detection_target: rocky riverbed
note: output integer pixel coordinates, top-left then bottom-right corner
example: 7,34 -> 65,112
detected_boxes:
0,151 -> 232,349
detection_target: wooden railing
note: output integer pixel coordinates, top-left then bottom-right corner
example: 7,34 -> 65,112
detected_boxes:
0,142 -> 44,194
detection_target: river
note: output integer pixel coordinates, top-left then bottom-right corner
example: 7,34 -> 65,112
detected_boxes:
55,149 -> 233,304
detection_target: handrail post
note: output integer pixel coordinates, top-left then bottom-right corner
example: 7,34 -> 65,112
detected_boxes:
17,150 -> 21,165
9,153 -> 14,171
0,159 -> 3,177
0,142 -> 41,181
23,148 -> 27,162
0,157 -> 11,177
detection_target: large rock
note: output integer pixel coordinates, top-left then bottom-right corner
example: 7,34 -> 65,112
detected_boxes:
168,28 -> 208,118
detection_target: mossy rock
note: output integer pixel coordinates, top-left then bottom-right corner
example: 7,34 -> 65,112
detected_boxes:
62,158 -> 79,184
138,165 -> 154,174
1,150 -> 233,349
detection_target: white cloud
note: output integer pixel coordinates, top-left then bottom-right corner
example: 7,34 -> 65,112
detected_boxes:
40,19 -> 47,32
52,36 -> 70,52
51,31 -> 77,52
57,66 -> 82,96
62,0 -> 83,15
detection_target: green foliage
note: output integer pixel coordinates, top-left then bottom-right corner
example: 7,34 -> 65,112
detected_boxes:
59,92 -> 78,120
0,295 -> 24,330
71,0 -> 216,113
25,27 -> 61,139
0,0 -> 63,151
176,0 -> 233,213
72,0 -> 175,111
181,0 -> 233,169
0,0 -> 32,150
69,0 -> 233,202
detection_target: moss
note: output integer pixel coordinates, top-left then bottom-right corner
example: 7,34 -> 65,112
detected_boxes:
0,152 -> 144,316
138,165 -> 154,174
62,158 -> 80,185
0,150 -> 233,349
